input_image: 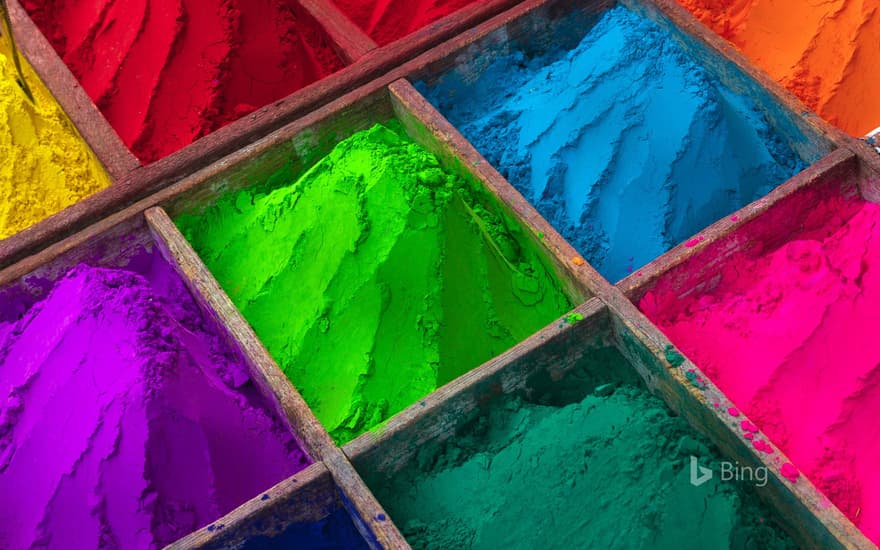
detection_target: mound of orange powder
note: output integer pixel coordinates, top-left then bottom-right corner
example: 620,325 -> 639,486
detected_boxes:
678,0 -> 880,136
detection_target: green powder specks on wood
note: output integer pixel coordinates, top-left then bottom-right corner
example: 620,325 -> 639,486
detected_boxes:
664,344 -> 685,367
176,122 -> 572,444
367,344 -> 796,549
565,312 -> 584,324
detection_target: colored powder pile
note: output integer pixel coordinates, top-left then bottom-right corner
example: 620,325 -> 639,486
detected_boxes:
23,0 -> 345,163
0,34 -> 110,240
417,6 -> 808,283
176,122 -> 572,445
677,0 -> 880,137
0,256 -> 310,549
235,507 -> 370,550
639,193 -> 880,543
367,344 -> 795,549
331,0 -> 480,45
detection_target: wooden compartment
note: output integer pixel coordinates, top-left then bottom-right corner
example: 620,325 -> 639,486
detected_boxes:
346,297 -> 862,548
395,0 -> 849,285
154,79 -> 589,448
0,206 -> 408,549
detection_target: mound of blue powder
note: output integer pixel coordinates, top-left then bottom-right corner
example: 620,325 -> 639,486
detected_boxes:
418,5 -> 812,281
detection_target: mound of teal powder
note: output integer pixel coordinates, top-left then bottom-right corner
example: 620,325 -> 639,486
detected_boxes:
417,5 -> 812,282
367,344 -> 796,549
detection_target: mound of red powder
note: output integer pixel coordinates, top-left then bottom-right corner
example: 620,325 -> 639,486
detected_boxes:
23,0 -> 345,163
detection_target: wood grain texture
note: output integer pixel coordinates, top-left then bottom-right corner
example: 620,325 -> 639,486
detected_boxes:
6,0 -> 138,179
605,306 -> 869,550
299,0 -> 378,63
323,447 -> 411,549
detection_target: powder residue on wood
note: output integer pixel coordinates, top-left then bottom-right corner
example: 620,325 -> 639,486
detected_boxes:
0,254 -> 310,548
640,192 -> 880,543
0,34 -> 110,240
176,122 -> 573,445
678,0 -> 880,136
368,344 -> 796,549
23,0 -> 345,163
332,0 -> 480,45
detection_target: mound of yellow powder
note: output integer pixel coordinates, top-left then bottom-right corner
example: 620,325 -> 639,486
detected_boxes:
0,34 -> 110,239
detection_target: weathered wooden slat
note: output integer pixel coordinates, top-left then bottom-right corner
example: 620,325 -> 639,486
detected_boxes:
298,0 -> 377,63
144,206 -> 338,462
145,207 -> 410,548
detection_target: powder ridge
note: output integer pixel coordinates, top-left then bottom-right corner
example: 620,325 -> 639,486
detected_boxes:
176,122 -> 572,445
417,6 -> 808,282
678,0 -> 880,136
331,0 -> 480,46
640,193 -> 880,543
368,344 -> 795,549
0,35 -> 110,239
23,0 -> 344,163
0,256 -> 309,548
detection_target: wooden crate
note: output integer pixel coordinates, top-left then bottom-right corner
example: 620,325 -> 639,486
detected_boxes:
0,75 -> 595,548
0,0 -> 524,268
5,0 -> 880,548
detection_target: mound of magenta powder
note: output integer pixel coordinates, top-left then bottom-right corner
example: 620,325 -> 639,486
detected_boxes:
640,191 -> 880,544
367,344 -> 796,549
332,0 -> 481,45
417,5 -> 811,282
0,254 -> 310,548
176,122 -> 573,445
23,0 -> 345,163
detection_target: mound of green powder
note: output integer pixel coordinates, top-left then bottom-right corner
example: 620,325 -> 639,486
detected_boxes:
176,122 -> 572,444
367,344 -> 795,549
